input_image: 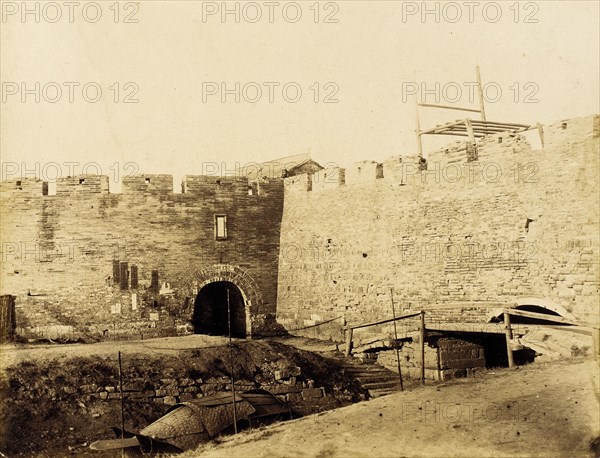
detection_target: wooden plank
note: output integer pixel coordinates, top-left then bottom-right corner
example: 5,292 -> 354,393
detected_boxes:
344,328 -> 353,357
420,120 -> 464,134
390,288 -> 404,391
476,65 -> 487,121
470,120 -> 531,128
348,312 -> 422,330
415,101 -> 423,158
504,309 -> 586,326
195,393 -> 244,406
425,132 -> 486,138
90,437 -> 140,451
418,103 -> 482,113
504,312 -> 515,368
465,118 -> 475,142
537,122 -> 545,147
420,311 -> 425,385
544,325 -> 595,336
426,322 -> 505,334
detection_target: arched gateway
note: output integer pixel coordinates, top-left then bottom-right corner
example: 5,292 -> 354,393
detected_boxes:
181,265 -> 262,338
193,281 -> 246,336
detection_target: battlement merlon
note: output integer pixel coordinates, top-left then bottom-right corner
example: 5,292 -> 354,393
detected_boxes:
1,115 -> 598,196
0,174 -> 284,197
284,114 -> 599,192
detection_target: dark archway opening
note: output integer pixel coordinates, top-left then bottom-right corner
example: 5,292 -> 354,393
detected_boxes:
193,281 -> 246,337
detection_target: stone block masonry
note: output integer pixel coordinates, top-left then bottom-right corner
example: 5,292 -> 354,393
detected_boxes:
85,371 -> 325,405
1,114 -> 598,341
377,336 -> 486,381
0,175 -> 284,339
276,115 -> 600,340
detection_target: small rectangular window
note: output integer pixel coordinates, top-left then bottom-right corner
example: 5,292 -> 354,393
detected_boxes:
215,215 -> 227,240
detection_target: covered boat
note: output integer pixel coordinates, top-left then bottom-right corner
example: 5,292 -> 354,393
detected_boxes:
90,389 -> 290,454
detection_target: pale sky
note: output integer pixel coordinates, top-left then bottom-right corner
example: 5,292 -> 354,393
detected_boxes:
1,0 -> 598,187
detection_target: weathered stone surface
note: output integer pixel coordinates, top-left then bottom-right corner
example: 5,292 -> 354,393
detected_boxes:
274,366 -> 301,380
286,393 -> 302,403
163,396 -> 178,405
276,115 -> 600,339
122,382 -> 145,392
302,387 -> 325,399
443,358 -> 486,370
1,175 -> 284,339
264,384 -> 302,394
81,384 -> 98,393
1,115 -> 598,344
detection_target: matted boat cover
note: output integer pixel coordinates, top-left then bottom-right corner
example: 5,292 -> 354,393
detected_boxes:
91,389 -> 288,453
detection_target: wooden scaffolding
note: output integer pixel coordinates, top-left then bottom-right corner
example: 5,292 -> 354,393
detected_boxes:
415,66 -> 543,157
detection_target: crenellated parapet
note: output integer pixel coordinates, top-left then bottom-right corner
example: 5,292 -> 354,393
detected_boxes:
122,174 -> 173,195
0,173 -> 284,200
0,177 -> 46,196
285,115 -> 599,193
56,175 -> 110,195
277,114 -> 600,339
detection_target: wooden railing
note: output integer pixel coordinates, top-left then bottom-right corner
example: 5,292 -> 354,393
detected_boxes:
344,309 -> 426,389
502,309 -> 600,368
345,306 -> 599,388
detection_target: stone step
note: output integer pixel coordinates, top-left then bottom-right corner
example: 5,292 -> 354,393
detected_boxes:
346,371 -> 398,378
346,366 -> 393,373
326,354 -> 404,398
349,374 -> 398,383
342,366 -> 392,372
362,381 -> 401,390
368,387 -> 402,398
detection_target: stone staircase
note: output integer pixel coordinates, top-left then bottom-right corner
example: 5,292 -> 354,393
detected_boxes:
330,352 -> 404,398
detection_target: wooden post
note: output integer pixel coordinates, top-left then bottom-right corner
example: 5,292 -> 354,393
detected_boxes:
436,346 -> 441,382
390,289 -> 404,391
420,311 -> 426,385
118,352 -> 125,440
415,100 -> 423,159
344,328 -> 353,357
504,311 -> 515,368
536,122 -> 545,148
227,289 -> 238,434
476,65 -> 487,121
465,118 -> 476,143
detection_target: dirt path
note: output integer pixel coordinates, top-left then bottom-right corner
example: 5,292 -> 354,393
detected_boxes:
189,358 -> 599,458
0,335 -> 235,369
0,335 -> 339,370
2,337 -> 598,457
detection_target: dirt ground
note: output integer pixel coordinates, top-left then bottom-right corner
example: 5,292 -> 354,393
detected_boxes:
0,335 -> 338,369
0,336 -> 350,457
189,358 -> 600,458
1,336 -> 598,457
0,335 -> 238,368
